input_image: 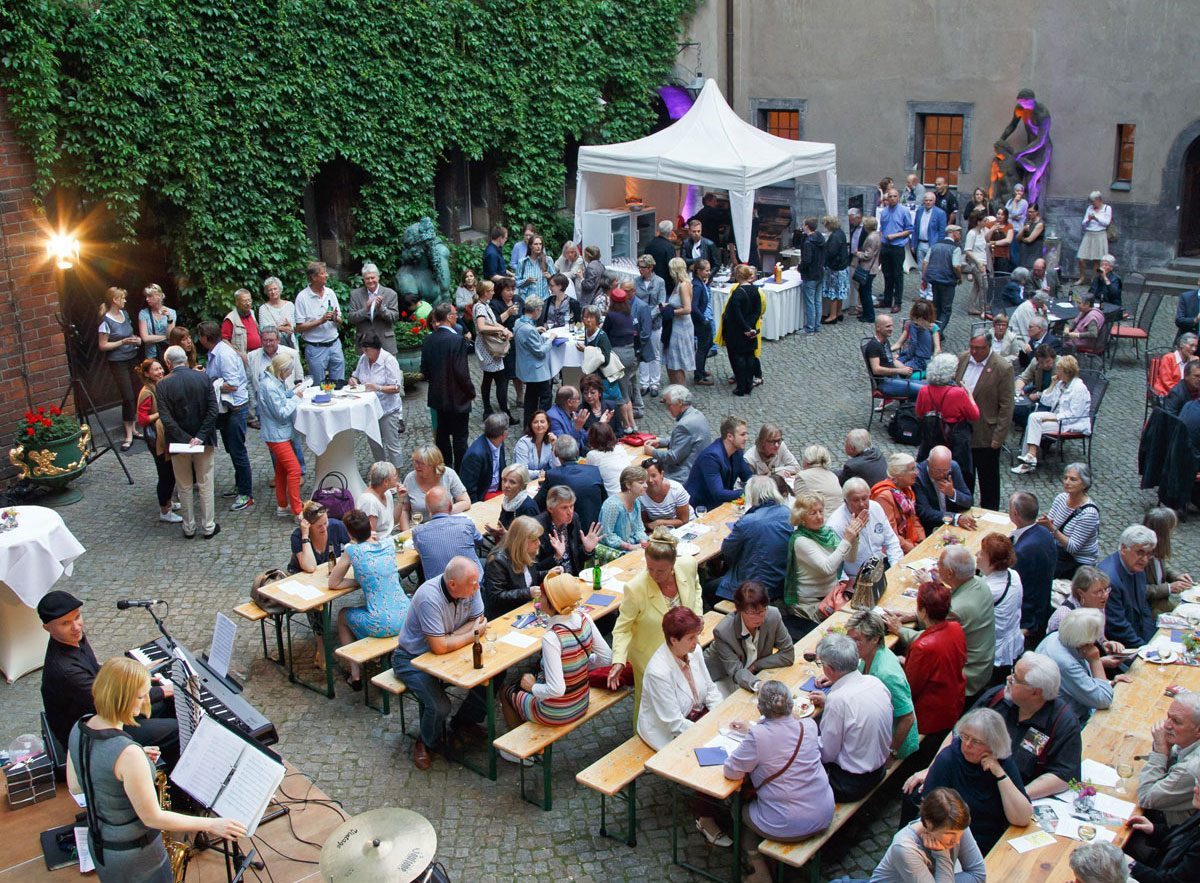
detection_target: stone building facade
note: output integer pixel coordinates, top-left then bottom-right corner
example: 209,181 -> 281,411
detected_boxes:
681,0 -> 1200,272
0,91 -> 72,479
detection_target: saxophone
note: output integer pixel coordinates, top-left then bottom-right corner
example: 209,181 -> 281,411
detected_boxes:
155,769 -> 193,882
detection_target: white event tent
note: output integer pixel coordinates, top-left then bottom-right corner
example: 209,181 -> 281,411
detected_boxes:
573,79 -> 838,262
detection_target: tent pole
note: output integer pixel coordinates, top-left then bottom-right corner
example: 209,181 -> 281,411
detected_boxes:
725,0 -> 735,110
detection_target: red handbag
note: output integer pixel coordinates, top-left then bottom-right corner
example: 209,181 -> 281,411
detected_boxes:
588,664 -> 633,689
620,432 -> 658,447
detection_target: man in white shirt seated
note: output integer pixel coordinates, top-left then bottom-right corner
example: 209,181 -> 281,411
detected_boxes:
828,477 -> 904,578
808,632 -> 894,802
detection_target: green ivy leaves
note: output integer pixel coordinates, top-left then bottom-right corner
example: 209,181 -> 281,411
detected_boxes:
2,0 -> 697,322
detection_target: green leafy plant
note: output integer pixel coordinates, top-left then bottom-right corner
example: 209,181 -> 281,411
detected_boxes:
19,405 -> 80,447
0,0 -> 698,323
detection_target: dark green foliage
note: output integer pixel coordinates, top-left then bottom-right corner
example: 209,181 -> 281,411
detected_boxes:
1,0 -> 696,319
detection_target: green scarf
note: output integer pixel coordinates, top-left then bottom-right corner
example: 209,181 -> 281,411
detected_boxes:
795,524 -> 839,550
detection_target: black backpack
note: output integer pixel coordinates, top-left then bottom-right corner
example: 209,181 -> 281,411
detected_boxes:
888,403 -> 921,446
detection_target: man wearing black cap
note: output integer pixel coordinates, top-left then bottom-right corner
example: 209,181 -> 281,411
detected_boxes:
38,591 -> 179,764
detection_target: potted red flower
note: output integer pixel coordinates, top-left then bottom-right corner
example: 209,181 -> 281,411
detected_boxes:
9,404 -> 91,492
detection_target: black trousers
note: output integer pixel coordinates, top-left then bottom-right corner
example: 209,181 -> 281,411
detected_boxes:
880,244 -> 906,308
825,761 -> 886,803
149,448 -> 176,507
931,280 -> 956,330
522,379 -> 552,431
693,321 -> 713,381
729,350 -> 755,395
971,446 -> 1001,511
481,369 -> 509,415
434,409 -> 470,472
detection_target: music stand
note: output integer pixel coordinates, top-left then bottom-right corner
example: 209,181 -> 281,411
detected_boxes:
57,313 -> 133,485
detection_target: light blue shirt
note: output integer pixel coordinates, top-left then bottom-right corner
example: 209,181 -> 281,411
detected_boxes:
1035,631 -> 1114,724
879,204 -> 913,246
255,372 -> 298,442
204,340 -> 249,407
487,438 -> 503,493
396,574 -> 484,656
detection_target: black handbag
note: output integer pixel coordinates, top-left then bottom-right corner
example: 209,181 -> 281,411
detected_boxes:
853,265 -> 872,288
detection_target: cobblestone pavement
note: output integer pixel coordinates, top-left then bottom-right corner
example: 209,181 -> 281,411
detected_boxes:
3,285 -> 1195,881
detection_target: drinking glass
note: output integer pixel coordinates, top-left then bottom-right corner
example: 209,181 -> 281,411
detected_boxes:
1116,762 -> 1134,795
412,512 -> 424,528
1077,825 -> 1096,842
485,630 -> 497,656
941,514 -> 954,529
695,506 -> 708,519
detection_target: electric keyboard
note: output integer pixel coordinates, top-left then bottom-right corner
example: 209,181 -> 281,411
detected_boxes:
128,638 -> 278,747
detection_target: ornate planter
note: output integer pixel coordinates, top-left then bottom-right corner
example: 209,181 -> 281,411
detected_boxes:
9,425 -> 91,490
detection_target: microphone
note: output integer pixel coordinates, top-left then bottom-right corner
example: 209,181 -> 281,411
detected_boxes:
117,599 -> 163,610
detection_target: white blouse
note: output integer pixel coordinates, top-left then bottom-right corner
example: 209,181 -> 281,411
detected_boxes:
637,642 -> 721,750
1041,376 -> 1092,433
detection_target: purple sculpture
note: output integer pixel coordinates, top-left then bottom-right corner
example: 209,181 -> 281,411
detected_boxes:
999,89 -> 1052,207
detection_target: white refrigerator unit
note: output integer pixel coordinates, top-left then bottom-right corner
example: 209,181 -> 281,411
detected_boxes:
581,207 -> 657,263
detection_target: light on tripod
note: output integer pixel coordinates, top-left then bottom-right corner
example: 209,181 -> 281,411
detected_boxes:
46,232 -> 79,270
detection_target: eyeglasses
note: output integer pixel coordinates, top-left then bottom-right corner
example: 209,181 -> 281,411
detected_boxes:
1006,673 -> 1029,687
958,733 -> 988,748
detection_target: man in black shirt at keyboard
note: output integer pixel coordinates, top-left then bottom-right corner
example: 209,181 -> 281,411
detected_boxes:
38,591 -> 180,767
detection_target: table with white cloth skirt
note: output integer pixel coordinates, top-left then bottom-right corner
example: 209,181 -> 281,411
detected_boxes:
0,506 -> 86,682
545,326 -> 586,378
293,390 -> 383,497
607,263 -> 809,341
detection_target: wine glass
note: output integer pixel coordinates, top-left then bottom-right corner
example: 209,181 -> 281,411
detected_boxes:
412,512 -> 424,528
1077,824 -> 1097,842
941,514 -> 954,530
1116,761 -> 1134,795
695,506 -> 708,520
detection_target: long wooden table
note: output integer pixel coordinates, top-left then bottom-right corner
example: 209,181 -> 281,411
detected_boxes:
984,631 -> 1200,877
644,611 -> 849,883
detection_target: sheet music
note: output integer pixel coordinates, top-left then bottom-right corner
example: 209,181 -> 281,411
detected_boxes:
208,612 -> 237,679
171,716 -> 284,837
216,748 -> 284,836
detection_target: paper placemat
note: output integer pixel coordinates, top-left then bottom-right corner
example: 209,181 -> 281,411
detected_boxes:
499,631 -> 539,649
275,580 -> 323,601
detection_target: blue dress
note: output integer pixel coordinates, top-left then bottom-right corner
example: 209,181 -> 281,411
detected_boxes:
343,539 -> 410,639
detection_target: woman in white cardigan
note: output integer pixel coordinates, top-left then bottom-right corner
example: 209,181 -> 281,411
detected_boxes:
638,606 -> 728,847
1012,354 -> 1091,475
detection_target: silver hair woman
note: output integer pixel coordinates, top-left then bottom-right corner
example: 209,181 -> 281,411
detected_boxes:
1035,607 -> 1114,724
359,460 -> 402,538
1068,841 -> 1128,883
902,707 -> 1033,853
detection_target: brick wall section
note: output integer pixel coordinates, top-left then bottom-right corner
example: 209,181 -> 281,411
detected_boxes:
0,89 -> 71,480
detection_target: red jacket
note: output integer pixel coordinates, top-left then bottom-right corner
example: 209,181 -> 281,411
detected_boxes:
915,384 -> 980,425
905,619 -> 967,734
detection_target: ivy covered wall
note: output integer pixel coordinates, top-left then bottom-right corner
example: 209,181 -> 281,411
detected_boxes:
0,0 -> 696,317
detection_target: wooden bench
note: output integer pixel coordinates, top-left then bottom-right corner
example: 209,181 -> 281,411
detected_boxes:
575,735 -> 656,846
234,601 -> 285,665
334,636 -> 399,712
713,599 -> 736,615
699,609 -> 723,647
758,753 -> 910,882
493,686 -> 632,811
368,669 -> 414,737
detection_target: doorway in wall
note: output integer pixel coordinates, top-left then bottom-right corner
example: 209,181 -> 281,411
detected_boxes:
1179,135 -> 1200,256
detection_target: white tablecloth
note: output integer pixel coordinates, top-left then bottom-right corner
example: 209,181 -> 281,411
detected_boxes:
711,268 -> 806,341
0,506 -> 85,607
546,328 -> 585,377
0,506 -> 85,682
293,391 -> 383,456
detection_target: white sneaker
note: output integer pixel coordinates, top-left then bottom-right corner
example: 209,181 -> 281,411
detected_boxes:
1017,453 -> 1036,465
499,750 -> 532,767
171,501 -> 182,511
275,506 -> 291,517
159,511 -> 183,524
1011,461 -> 1036,474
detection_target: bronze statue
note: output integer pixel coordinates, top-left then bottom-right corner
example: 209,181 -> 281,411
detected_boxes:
394,217 -> 452,306
999,88 -> 1052,207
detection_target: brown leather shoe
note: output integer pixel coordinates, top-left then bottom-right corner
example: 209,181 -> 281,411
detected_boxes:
451,720 -> 488,744
413,740 -> 432,770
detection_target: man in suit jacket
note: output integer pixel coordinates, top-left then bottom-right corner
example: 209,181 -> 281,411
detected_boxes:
714,480 -> 793,604
1017,316 -> 1063,370
1164,361 -> 1200,416
535,485 -> 604,576
913,446 -> 976,535
421,303 -> 475,471
347,262 -> 400,353
703,586 -> 795,695
838,429 -> 889,487
1176,283 -> 1200,343
684,417 -> 753,510
156,345 -> 220,539
535,435 -> 606,531
682,219 -> 719,270
644,389 -> 711,483
458,413 -> 508,503
910,192 -> 947,267
1008,491 -> 1058,644
956,332 -> 1014,511
646,220 -> 678,289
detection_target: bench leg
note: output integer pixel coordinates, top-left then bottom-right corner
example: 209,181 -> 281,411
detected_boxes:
624,778 -> 637,847
598,793 -> 607,838
516,745 -> 553,812
258,619 -> 269,660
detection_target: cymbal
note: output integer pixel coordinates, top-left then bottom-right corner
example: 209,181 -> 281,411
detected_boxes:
320,807 -> 438,883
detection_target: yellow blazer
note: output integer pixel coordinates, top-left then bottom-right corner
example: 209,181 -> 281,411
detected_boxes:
610,555 -> 702,713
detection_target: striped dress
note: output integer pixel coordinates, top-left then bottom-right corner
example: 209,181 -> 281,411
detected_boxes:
514,618 -> 596,726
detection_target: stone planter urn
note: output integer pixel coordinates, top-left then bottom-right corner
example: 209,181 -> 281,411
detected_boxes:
9,424 -> 91,505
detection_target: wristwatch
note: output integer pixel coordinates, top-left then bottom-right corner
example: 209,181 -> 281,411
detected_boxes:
301,537 -> 312,544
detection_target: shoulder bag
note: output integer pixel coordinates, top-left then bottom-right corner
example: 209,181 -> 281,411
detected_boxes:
742,722 -> 804,803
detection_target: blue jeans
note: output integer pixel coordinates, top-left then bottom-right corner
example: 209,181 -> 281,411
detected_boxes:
392,650 -> 487,747
801,279 -> 821,332
217,406 -> 253,495
858,273 -> 876,322
878,377 -> 925,400
303,341 -> 345,384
